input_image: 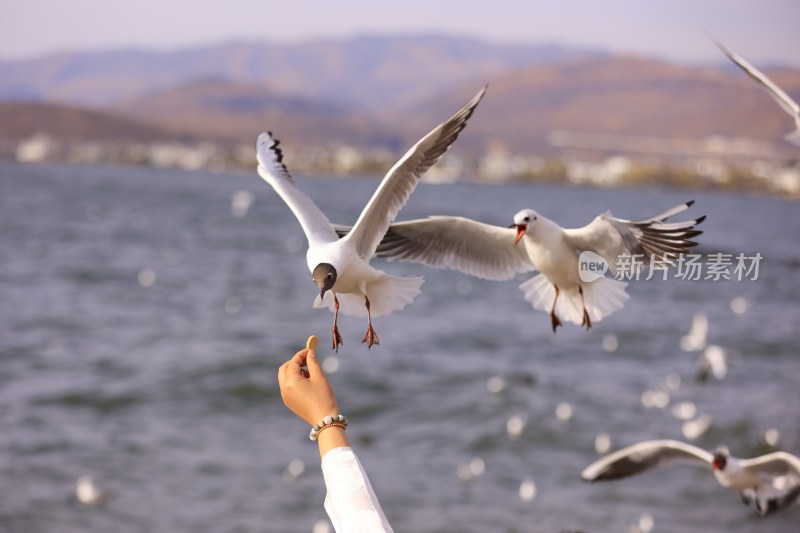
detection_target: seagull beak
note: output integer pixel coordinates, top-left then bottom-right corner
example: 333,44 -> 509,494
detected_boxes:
319,287 -> 327,301
514,224 -> 527,246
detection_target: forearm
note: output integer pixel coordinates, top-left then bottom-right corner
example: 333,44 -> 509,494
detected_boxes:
317,426 -> 350,459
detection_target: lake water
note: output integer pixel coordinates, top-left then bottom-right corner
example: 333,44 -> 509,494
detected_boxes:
1,161 -> 798,532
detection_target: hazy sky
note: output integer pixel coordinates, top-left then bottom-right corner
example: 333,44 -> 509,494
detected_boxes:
1,0 -> 798,66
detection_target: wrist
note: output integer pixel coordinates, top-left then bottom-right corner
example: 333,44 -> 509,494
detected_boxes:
309,414 -> 348,441
309,404 -> 339,426
309,413 -> 350,458
317,425 -> 349,458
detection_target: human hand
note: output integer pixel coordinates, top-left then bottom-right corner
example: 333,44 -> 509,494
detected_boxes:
278,347 -> 339,426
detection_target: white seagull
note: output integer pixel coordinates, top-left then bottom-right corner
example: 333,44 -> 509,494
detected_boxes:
695,344 -> 737,383
361,202 -> 704,331
256,87 -> 486,350
680,311 -> 708,351
714,39 -> 800,146
581,439 -> 800,515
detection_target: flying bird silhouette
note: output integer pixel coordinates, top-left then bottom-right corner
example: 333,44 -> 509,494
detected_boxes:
256,87 -> 486,350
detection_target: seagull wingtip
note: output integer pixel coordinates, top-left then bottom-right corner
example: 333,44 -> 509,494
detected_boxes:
255,131 -> 286,167
708,36 -> 732,55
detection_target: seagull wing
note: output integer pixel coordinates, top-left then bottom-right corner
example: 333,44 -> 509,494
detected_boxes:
741,452 -> 800,480
581,439 -> 713,482
563,201 -> 705,274
355,216 -> 536,280
256,132 -> 338,247
715,39 -> 800,119
343,86 -> 486,259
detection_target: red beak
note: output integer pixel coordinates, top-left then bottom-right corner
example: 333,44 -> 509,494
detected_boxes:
514,224 -> 527,246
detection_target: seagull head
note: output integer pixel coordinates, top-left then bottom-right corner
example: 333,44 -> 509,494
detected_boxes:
711,448 -> 729,471
511,209 -> 539,246
312,263 -> 338,300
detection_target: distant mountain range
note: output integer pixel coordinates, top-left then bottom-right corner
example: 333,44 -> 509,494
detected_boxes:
0,34 -> 602,110
1,34 -> 799,155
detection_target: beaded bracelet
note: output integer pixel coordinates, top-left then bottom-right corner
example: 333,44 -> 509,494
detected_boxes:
315,422 -> 346,439
309,414 -> 348,441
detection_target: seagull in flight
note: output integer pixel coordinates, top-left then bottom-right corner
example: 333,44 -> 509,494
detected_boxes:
581,439 -> 800,515
361,201 -> 704,331
714,38 -> 800,146
256,87 -> 486,351
695,344 -> 738,383
680,311 -> 708,351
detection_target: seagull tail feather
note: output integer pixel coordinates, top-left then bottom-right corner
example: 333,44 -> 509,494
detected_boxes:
519,274 -> 629,326
581,277 -> 630,322
314,276 -> 424,318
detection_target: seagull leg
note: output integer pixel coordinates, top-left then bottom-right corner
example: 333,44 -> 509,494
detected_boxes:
361,295 -> 380,348
579,286 -> 592,330
550,285 -> 562,333
331,294 -> 343,352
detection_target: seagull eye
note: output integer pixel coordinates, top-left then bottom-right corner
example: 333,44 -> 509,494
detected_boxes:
327,273 -> 332,279
533,216 -> 537,221
524,216 -> 530,222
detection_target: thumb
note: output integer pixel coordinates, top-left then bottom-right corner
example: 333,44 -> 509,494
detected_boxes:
305,348 -> 325,378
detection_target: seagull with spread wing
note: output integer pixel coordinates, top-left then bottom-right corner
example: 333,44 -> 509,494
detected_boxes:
365,201 -> 704,332
714,38 -> 800,146
256,87 -> 486,351
581,439 -> 800,516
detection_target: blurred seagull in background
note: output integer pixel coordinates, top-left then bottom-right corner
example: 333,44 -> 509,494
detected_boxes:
695,344 -> 738,383
680,311 -> 708,351
360,201 -> 704,331
581,439 -> 800,516
76,476 -> 111,506
256,87 -> 486,350
714,38 -> 800,146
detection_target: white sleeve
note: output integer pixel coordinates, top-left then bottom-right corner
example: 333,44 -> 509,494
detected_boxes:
321,447 -> 394,533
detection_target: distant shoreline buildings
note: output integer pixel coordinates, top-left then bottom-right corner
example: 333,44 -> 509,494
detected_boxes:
4,131 -> 798,198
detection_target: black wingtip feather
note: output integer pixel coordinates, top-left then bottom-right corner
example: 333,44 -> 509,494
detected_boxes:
266,132 -> 285,165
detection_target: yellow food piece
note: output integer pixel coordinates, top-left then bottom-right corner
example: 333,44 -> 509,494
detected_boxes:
306,335 -> 319,351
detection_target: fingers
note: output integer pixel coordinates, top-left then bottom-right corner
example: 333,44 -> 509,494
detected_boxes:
278,349 -> 308,386
289,348 -> 308,368
277,344 -> 326,388
304,348 -> 326,380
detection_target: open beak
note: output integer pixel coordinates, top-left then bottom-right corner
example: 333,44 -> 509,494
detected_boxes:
513,224 -> 527,246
